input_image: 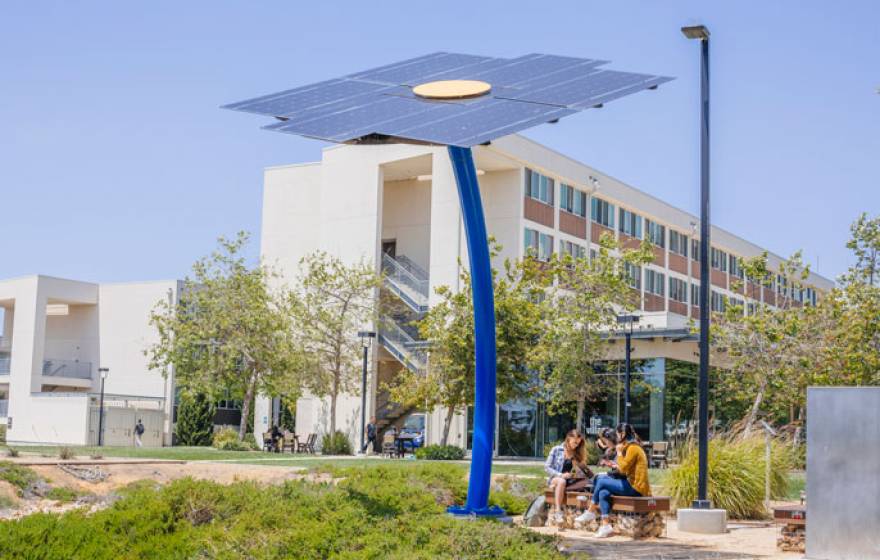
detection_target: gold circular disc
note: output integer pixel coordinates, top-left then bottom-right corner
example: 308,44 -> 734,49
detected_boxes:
413,80 -> 492,100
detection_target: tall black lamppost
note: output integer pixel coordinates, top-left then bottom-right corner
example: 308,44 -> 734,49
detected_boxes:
682,23 -> 711,508
97,367 -> 109,446
357,330 -> 376,454
617,314 -> 639,425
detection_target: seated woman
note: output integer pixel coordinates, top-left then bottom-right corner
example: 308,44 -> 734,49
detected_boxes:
595,427 -> 618,468
576,423 -> 651,538
545,429 -> 593,525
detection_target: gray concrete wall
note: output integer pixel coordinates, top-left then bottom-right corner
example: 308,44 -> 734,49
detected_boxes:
807,387 -> 880,559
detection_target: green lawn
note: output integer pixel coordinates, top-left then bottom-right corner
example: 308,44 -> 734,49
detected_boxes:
1,444 -> 801,499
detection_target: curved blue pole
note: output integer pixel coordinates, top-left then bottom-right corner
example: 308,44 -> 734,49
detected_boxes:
446,145 -> 503,517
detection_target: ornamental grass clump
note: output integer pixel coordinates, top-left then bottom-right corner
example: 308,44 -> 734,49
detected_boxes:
667,435 -> 793,519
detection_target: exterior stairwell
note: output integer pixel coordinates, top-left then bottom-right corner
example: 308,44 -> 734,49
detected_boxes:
375,253 -> 431,440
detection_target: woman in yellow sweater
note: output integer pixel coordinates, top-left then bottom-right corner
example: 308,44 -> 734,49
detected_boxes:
576,423 -> 651,538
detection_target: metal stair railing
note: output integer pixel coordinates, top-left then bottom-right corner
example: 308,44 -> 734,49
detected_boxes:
378,314 -> 427,373
381,253 -> 429,313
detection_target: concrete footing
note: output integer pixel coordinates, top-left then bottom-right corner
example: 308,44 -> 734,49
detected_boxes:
676,508 -> 727,534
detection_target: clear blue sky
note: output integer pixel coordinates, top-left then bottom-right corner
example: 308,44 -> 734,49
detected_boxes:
2,1 -> 877,283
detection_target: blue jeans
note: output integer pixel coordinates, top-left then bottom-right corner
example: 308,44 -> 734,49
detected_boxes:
591,475 -> 640,517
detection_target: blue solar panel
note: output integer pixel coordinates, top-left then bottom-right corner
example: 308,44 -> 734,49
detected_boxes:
224,52 -> 672,147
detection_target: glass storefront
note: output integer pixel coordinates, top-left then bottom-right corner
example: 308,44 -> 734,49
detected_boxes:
465,357 -> 710,458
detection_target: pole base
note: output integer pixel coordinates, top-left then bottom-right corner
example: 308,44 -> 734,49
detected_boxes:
447,504 -> 507,520
691,499 -> 712,509
677,508 -> 727,534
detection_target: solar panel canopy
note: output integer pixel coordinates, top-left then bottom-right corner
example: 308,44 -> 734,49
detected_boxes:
224,52 -> 672,148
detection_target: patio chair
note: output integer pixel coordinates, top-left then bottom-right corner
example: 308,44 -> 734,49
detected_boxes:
651,441 -> 669,469
381,432 -> 397,458
261,431 -> 274,452
282,431 -> 296,453
298,433 -> 317,454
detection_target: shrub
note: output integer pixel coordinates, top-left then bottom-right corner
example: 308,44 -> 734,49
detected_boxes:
175,392 -> 216,446
667,435 -> 793,519
211,428 -> 256,451
0,461 -> 39,495
6,447 -> 20,458
46,486 -> 81,503
320,431 -> 352,455
58,447 -> 75,460
415,444 -> 465,461
0,424 -> 5,443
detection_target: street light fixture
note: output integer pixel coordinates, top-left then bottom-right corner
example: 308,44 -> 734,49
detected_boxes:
97,367 -> 109,446
616,314 -> 639,425
682,22 -> 712,509
357,330 -> 376,454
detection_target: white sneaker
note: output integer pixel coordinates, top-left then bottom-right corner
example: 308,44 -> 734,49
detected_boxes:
575,509 -> 597,524
595,524 -> 614,538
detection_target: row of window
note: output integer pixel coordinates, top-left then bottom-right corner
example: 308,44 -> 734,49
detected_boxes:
524,228 -> 554,261
524,169 -> 817,301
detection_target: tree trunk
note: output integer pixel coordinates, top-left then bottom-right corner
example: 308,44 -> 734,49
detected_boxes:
239,371 -> 258,440
793,406 -> 805,447
330,370 -> 339,435
576,398 -> 585,433
742,380 -> 766,438
441,405 -> 456,446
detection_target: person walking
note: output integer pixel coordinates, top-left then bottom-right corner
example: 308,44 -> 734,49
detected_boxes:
363,417 -> 377,455
134,419 -> 145,448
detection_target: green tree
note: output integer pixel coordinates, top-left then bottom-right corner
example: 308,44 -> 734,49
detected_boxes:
147,232 -> 303,440
844,212 -> 880,287
711,251 -> 824,436
388,243 -> 545,445
292,252 -> 379,436
175,392 -> 215,446
533,233 -> 652,431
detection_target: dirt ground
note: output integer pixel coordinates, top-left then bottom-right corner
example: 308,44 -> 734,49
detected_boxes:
532,518 -> 802,559
0,459 -> 322,521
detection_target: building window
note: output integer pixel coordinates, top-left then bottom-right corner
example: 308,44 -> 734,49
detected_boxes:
618,208 -> 642,238
525,168 -> 554,206
747,301 -> 759,316
729,297 -> 744,311
691,239 -> 701,261
624,262 -> 641,289
525,228 -> 553,261
669,277 -> 688,303
711,247 -> 728,272
589,248 -> 597,261
591,197 -> 614,228
776,274 -> 787,296
729,255 -> 744,279
805,287 -> 817,306
559,239 -> 586,260
645,220 -> 666,248
691,283 -> 701,307
560,184 -> 587,217
711,290 -> 727,312
645,269 -> 665,296
670,231 -> 688,257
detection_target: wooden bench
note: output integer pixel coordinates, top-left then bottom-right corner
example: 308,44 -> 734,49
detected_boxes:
773,505 -> 806,553
543,490 -> 670,538
543,490 -> 670,513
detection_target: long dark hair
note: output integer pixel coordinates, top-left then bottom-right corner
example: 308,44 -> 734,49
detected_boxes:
616,423 -> 641,443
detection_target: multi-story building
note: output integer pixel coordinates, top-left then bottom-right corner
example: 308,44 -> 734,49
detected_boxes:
0,275 -> 181,445
258,134 -> 834,457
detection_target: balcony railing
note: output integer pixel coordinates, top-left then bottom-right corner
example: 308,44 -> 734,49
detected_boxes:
0,399 -> 7,417
382,253 -> 429,313
378,314 -> 427,373
42,359 -> 92,380
0,355 -> 9,375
